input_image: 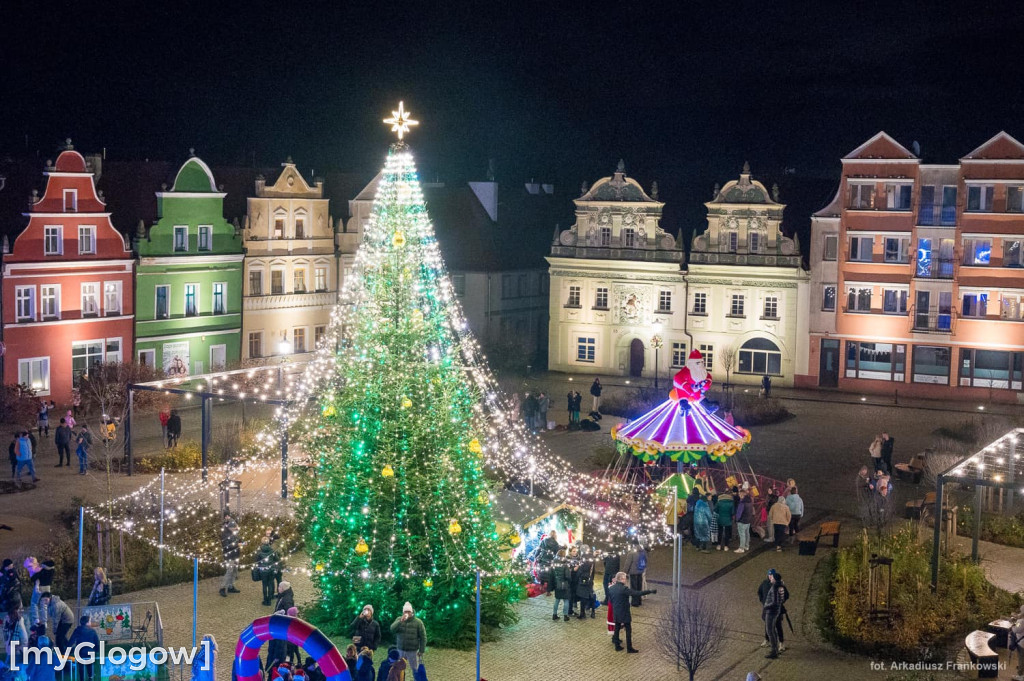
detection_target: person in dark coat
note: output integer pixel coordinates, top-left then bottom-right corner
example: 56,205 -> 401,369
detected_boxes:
601,552 -> 620,605
757,569 -> 789,652
349,605 -> 381,651
375,648 -> 401,681
341,646 -> 357,676
54,419 -> 72,468
621,539 -> 647,606
0,559 -> 22,611
880,432 -> 895,474
302,657 -> 325,681
761,569 -> 788,659
606,571 -> 656,653
354,648 -> 374,681
534,532 -> 561,591
68,615 -> 100,681
551,557 -> 572,622
274,581 -> 294,613
565,546 -> 580,616
256,540 -> 282,606
166,410 -> 182,448
590,378 -> 603,413
573,546 -> 596,619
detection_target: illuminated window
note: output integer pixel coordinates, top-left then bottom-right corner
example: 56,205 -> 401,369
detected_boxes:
567,286 -> 581,307
671,342 -> 687,368
315,267 -> 328,291
15,287 -> 35,321
173,226 -> 188,252
594,287 -> 609,309
293,327 -> 306,354
40,286 -> 60,320
576,336 -> 596,363
18,358 -> 49,393
845,342 -> 906,381
847,287 -> 872,312
78,226 -> 96,254
738,338 -> 782,375
81,283 -> 99,317
155,285 -> 170,319
248,332 -> 263,358
822,285 -> 836,311
44,226 -> 62,255
699,344 -> 714,370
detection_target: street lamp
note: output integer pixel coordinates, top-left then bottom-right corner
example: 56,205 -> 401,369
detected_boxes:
651,319 -> 664,390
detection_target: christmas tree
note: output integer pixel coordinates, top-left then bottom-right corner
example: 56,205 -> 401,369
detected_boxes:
295,105 -> 520,647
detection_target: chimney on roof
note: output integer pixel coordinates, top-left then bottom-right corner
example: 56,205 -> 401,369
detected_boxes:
2,235 -> 8,254
525,179 -> 541,195
255,174 -> 266,195
541,183 -> 554,195
469,179 -> 499,222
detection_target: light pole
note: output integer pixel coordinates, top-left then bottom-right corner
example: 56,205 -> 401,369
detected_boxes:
651,319 -> 664,390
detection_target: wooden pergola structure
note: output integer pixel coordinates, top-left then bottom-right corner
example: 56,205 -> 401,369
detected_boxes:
930,427 -> 1022,590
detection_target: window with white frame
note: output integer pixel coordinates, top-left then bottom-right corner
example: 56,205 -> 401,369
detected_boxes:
213,282 -> 226,315
849,183 -> 875,209
962,293 -> 988,318
105,338 -> 122,363
44,226 -> 62,255
18,357 -> 49,393
63,189 -> 78,212
729,294 -> 745,317
295,217 -> 305,239
1008,187 -> 1024,213
249,270 -> 263,296
293,327 -> 307,354
78,226 -> 96,254
184,283 -> 198,316
103,282 -> 121,315
967,185 -> 995,212
600,227 -> 611,246
198,225 -> 212,251
658,290 -> 672,312
273,218 -> 285,239
15,287 -> 35,321
567,285 -> 581,307
963,238 -> 992,266
622,228 -> 637,248
71,340 -> 104,380
173,226 -> 188,252
1002,240 -> 1024,268
271,269 -> 284,295
723,231 -> 738,253
293,268 -> 307,293
314,325 -> 327,348
81,283 -> 99,317
248,332 -> 263,358
671,342 -> 687,368
822,285 -> 837,311
823,234 -> 838,261
847,286 -> 872,312
692,291 -> 707,315
315,266 -> 328,291
849,235 -> 873,262
884,237 -> 911,263
699,343 -> 714,369
155,285 -> 170,319
763,295 -> 779,319
138,349 -> 155,367
594,287 -> 609,309
738,338 -> 783,375
40,285 -> 60,320
576,336 -> 596,362
748,231 -> 762,253
885,183 -> 912,210
882,288 -> 908,314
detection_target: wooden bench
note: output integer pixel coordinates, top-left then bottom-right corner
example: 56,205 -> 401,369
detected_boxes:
964,630 -> 1000,679
797,521 -> 841,555
818,521 -> 841,548
895,452 -> 928,483
905,491 -> 937,520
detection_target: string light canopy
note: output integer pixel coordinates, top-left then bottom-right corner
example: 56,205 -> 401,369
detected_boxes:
930,427 -> 1024,591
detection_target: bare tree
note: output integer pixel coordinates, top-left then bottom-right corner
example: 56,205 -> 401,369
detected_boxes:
657,590 -> 725,681
76,362 -> 163,517
719,344 -> 736,388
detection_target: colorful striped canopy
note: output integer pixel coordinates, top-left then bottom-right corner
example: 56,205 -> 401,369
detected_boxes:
611,398 -> 750,464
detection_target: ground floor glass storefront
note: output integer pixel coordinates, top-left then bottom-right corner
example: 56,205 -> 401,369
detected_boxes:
843,341 -> 1024,391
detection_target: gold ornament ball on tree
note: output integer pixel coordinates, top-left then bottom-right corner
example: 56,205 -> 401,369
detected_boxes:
315,562 -> 325,572
355,538 -> 369,555
468,438 -> 482,454
392,231 -> 406,247
401,396 -> 413,409
381,463 -> 395,478
448,520 -> 462,535
477,492 -> 489,505
508,533 -> 521,546
322,404 -> 336,417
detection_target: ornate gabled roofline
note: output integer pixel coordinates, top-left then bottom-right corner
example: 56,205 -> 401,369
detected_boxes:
961,131 -> 1024,161
842,131 -> 917,160
707,163 -> 782,207
575,161 -> 662,207
169,156 -> 219,193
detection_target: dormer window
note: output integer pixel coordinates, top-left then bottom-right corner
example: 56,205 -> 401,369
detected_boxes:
173,226 -> 188,252
749,231 -> 761,253
63,189 -> 77,212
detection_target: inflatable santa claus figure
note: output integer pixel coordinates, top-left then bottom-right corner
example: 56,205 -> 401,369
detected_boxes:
671,349 -> 712,408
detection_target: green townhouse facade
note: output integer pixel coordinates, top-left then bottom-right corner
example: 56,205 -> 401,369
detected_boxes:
135,156 -> 244,376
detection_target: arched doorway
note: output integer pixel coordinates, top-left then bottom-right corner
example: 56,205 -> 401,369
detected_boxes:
629,338 -> 645,377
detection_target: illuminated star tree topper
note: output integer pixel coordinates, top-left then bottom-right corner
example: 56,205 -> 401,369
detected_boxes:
383,100 -> 419,140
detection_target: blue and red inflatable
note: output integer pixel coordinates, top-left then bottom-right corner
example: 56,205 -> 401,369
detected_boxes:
235,615 -> 349,681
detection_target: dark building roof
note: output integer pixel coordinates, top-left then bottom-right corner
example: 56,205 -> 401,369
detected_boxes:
420,181 -> 564,273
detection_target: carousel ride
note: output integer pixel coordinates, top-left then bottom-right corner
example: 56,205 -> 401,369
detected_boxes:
609,349 -> 787,530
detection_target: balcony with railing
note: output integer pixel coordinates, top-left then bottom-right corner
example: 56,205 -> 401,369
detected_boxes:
917,203 -> 957,227
915,257 -> 956,280
910,306 -> 957,333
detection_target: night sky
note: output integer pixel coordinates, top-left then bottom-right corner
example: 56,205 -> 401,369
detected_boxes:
4,1 -> 1024,236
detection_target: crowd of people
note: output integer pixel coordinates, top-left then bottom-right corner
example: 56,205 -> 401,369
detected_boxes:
0,554 -> 111,681
8,400 -> 99,486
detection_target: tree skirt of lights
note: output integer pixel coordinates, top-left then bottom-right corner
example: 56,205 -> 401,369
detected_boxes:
611,398 -> 751,464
